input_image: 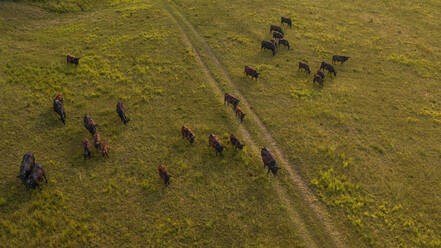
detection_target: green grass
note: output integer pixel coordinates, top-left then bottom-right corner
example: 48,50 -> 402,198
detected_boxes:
170,0 -> 441,247
0,1 -> 303,247
1,0 -> 440,247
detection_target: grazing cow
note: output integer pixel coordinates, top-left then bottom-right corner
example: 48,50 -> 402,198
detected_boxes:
229,134 -> 244,150
224,93 -> 240,109
320,61 -> 328,71
158,165 -> 170,186
53,95 -> 66,124
272,31 -> 284,40
316,70 -> 325,80
82,138 -> 92,159
18,152 -> 35,186
100,141 -> 109,158
244,66 -> 259,80
324,64 -> 336,76
116,102 -> 129,125
93,133 -> 101,150
278,39 -> 290,50
26,163 -> 47,190
235,107 -> 245,122
261,147 -> 279,176
66,55 -> 80,65
209,134 -> 224,156
281,17 -> 292,28
270,25 -> 284,35
332,55 -> 350,64
181,126 -> 195,144
84,115 -> 97,135
261,40 -> 277,56
298,62 -> 310,74
313,74 -> 324,86
320,62 -> 336,76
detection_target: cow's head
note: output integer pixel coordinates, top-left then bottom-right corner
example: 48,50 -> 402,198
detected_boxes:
189,134 -> 195,144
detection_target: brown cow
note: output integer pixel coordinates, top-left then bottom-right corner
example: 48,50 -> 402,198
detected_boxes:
53,94 -> 66,125
67,55 -> 80,65
84,115 -> 97,135
313,74 -> 324,86
158,165 -> 170,186
93,133 -> 101,150
209,134 -> 224,156
100,141 -> 109,158
181,126 -> 195,144
244,66 -> 259,80
26,163 -> 48,190
54,93 -> 64,102
316,70 -> 325,80
82,138 -> 92,159
230,134 -> 244,150
235,107 -> 245,122
116,101 -> 129,125
224,93 -> 240,109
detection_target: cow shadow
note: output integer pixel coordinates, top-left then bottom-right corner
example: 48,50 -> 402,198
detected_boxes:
36,107 -> 64,130
0,177 -> 33,215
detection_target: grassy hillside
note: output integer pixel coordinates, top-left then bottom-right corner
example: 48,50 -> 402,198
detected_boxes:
0,0 -> 440,247
0,1 -> 303,247
170,0 -> 441,247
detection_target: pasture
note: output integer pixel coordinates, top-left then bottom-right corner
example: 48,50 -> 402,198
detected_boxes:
0,0 -> 440,247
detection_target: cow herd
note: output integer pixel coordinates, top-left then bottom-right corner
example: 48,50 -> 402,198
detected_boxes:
16,16 -> 349,191
249,17 -> 350,87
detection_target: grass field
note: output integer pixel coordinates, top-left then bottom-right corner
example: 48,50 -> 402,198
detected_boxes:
0,0 -> 440,247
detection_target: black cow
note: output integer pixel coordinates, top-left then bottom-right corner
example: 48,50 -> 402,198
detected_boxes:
209,134 -> 224,156
281,17 -> 292,28
332,55 -> 350,64
320,62 -> 336,76
116,101 -> 129,125
224,93 -> 240,109
53,94 -> 66,124
261,40 -> 277,56
298,62 -> 310,74
270,25 -> 284,35
272,31 -> 284,40
244,66 -> 259,80
278,39 -> 290,50
66,55 -> 80,65
230,134 -> 244,150
158,165 -> 170,186
261,147 -> 279,176
18,152 -> 35,186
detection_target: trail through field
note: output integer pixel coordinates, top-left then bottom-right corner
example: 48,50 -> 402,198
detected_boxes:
163,2 -> 348,248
